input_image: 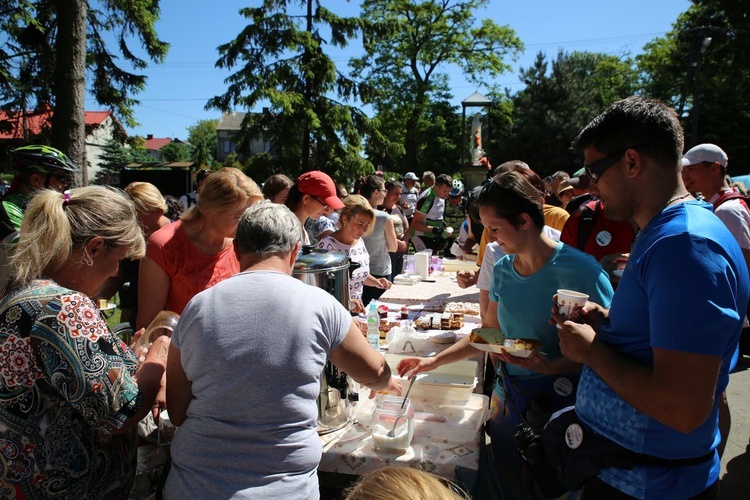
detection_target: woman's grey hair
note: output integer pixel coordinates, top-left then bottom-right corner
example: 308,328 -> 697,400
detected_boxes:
235,201 -> 303,257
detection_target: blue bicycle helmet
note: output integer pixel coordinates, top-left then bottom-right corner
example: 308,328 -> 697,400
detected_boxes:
450,179 -> 464,197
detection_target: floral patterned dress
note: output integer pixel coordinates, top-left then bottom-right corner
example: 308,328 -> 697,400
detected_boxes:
0,279 -> 142,499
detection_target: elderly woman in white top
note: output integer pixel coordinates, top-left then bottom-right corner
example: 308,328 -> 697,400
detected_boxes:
357,175 -> 398,304
317,195 -> 392,314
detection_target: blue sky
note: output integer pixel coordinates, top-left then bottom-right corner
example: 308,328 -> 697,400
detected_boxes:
116,0 -> 692,140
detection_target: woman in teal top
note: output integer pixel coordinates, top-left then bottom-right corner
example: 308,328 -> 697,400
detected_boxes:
398,171 -> 613,499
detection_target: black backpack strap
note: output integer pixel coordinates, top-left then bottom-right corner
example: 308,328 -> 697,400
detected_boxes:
577,202 -> 597,251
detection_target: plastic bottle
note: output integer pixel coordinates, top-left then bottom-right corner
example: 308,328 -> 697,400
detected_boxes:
366,300 -> 380,350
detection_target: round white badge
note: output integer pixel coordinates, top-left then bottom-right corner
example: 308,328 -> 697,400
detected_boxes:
553,377 -> 573,397
595,230 -> 612,247
565,423 -> 584,449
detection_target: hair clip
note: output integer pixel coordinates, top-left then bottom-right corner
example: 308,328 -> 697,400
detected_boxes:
62,193 -> 71,206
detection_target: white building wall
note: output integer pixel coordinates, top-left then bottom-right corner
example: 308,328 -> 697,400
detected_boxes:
85,116 -> 116,185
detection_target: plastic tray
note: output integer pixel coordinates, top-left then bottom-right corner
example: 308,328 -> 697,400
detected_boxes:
355,393 -> 488,444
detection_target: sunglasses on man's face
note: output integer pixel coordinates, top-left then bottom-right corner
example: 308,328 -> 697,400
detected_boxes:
48,172 -> 69,182
584,142 -> 651,183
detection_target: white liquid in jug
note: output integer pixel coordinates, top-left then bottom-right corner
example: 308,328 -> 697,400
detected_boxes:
371,422 -> 411,450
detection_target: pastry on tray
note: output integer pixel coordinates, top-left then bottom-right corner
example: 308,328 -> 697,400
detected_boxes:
414,312 -> 464,330
444,301 -> 481,316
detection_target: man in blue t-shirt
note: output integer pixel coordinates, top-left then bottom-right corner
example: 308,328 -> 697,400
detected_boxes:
555,96 -> 749,499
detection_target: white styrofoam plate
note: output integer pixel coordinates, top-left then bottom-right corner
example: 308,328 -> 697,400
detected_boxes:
469,342 -> 536,358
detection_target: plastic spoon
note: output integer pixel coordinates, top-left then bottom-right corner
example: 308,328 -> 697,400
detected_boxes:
400,373 -> 418,408
387,374 -> 417,438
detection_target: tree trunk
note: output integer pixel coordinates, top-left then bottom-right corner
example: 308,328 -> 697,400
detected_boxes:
300,0 -> 313,172
51,0 -> 87,185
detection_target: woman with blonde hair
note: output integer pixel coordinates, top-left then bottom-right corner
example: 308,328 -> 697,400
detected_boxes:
137,167 -> 263,328
344,467 -> 467,500
0,186 -> 169,498
98,181 -> 172,324
124,181 -> 171,235
316,195 -> 391,313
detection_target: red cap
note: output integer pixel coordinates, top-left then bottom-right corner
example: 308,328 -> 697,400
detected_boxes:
297,171 -> 345,210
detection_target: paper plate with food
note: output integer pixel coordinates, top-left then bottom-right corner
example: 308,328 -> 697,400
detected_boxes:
469,327 -> 506,353
469,328 -> 542,357
500,338 -> 543,358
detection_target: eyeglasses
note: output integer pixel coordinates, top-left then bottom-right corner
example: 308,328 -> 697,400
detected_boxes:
48,172 -> 68,182
311,196 -> 329,209
584,142 -> 650,183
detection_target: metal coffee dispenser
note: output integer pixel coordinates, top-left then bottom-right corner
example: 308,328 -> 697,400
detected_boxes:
293,245 -> 358,434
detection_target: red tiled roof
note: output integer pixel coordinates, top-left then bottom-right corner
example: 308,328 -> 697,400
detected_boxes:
0,110 -> 51,139
85,111 -> 112,126
0,109 -> 122,140
145,137 -> 172,150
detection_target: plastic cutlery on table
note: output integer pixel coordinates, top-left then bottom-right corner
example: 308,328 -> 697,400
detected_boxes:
386,374 -> 418,438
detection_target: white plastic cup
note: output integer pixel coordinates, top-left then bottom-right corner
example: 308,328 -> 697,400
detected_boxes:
556,289 -> 589,325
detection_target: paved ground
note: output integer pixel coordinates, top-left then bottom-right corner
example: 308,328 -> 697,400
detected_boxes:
719,354 -> 750,499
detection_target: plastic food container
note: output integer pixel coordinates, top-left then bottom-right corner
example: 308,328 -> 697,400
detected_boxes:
356,393 -> 488,444
384,353 -> 478,403
371,396 -> 414,451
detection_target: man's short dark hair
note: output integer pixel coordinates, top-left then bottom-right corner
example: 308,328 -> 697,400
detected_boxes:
573,96 -> 684,170
435,173 -> 452,188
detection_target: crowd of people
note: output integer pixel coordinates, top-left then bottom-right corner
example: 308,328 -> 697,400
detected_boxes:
0,94 -> 747,500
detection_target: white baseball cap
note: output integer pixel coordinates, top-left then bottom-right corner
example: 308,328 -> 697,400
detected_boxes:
682,143 -> 728,168
403,172 -> 419,181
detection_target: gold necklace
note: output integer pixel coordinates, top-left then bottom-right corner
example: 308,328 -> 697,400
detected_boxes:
634,192 -> 691,247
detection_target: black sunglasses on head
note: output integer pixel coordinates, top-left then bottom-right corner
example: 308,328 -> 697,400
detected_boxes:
584,142 -> 651,183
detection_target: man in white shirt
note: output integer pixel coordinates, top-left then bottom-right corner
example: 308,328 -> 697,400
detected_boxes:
399,172 -> 420,223
681,143 -> 750,456
681,145 -> 750,320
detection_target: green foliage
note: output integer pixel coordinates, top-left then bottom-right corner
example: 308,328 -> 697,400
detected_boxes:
207,0 -> 372,180
353,0 -> 522,172
500,50 -> 639,176
187,119 -> 218,167
222,152 -> 243,169
637,0 -> 750,167
93,137 -> 152,186
159,141 -> 194,162
416,98 -> 463,174
0,0 -> 168,128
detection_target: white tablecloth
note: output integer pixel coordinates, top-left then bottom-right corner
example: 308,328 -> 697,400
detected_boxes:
379,273 -> 480,308
319,393 -> 488,479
